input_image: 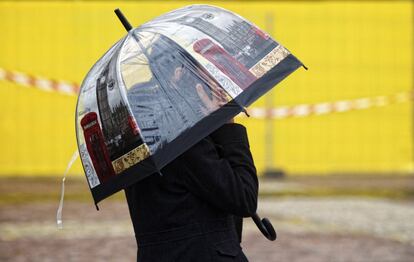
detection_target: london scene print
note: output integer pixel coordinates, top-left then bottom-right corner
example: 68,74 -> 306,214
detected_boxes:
78,51 -> 150,187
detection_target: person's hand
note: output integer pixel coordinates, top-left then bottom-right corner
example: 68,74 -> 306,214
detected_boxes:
196,82 -> 228,115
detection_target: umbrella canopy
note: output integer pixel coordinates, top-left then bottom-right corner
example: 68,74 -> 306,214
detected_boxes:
76,5 -> 303,205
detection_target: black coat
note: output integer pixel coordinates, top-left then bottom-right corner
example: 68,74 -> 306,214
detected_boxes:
125,124 -> 258,261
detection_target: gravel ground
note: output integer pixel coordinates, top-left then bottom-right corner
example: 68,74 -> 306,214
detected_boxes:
1,197 -> 414,262
2,231 -> 414,262
257,197 -> 414,244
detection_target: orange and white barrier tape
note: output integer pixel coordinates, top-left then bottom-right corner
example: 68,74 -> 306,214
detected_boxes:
242,91 -> 413,119
0,67 -> 412,119
0,68 -> 79,95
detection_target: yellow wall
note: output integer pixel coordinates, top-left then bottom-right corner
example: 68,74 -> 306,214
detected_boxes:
0,1 -> 412,176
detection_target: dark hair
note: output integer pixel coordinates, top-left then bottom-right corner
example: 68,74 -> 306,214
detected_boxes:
148,34 -> 204,85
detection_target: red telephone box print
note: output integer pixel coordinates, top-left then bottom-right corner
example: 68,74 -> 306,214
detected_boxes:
81,112 -> 116,184
193,39 -> 257,90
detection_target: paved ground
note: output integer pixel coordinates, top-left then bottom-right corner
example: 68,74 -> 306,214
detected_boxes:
1,177 -> 414,261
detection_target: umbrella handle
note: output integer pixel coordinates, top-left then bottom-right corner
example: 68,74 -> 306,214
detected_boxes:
252,213 -> 277,241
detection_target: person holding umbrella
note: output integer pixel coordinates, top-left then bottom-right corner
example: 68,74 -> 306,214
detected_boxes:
75,6 -> 302,261
125,34 -> 257,261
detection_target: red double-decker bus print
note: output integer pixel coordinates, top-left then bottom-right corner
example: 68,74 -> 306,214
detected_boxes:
193,38 -> 257,90
81,112 -> 116,184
